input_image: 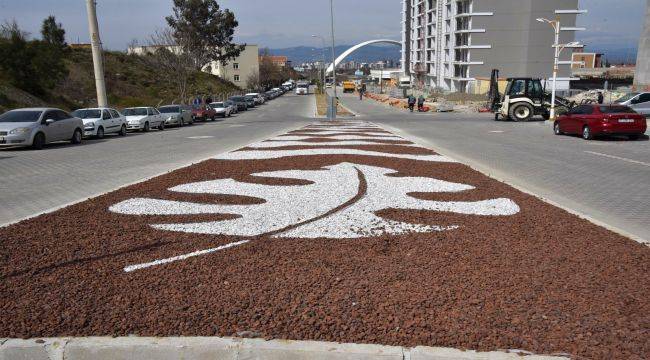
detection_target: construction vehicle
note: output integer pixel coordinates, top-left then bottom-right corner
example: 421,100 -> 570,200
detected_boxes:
343,81 -> 356,93
488,69 -> 574,121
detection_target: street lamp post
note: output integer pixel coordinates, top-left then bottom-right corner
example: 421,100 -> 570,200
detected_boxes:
311,35 -> 327,93
85,0 -> 108,107
537,17 -> 582,120
329,0 -> 337,119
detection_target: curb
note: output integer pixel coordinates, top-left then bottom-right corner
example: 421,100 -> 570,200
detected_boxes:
0,337 -> 567,360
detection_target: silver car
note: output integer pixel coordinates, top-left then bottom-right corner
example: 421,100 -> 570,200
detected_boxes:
0,108 -> 84,149
209,102 -> 232,118
159,105 -> 193,127
615,92 -> 650,117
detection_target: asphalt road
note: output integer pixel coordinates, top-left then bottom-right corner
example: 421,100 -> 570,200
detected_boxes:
337,90 -> 650,243
0,93 -> 313,226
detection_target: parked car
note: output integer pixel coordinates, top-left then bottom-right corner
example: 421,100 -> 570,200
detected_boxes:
265,90 -> 276,100
224,100 -> 238,114
246,93 -> 265,105
243,95 -> 257,108
554,104 -> 647,140
123,107 -> 165,132
159,105 -> 193,127
209,102 -> 233,117
0,108 -> 83,149
615,92 -> 650,117
72,107 -> 127,138
229,96 -> 248,111
191,104 -> 217,122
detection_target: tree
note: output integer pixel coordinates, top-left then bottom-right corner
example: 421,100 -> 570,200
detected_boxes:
0,19 -> 67,95
246,70 -> 260,90
146,27 -> 194,103
166,0 -> 245,70
41,16 -> 66,49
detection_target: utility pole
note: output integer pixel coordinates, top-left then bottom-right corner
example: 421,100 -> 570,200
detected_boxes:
85,0 -> 108,107
329,0 -> 337,119
550,18 -> 560,121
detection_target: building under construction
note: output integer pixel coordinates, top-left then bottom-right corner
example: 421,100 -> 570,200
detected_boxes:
401,0 -> 585,93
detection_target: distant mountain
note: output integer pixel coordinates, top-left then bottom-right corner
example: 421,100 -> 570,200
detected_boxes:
263,45 -> 401,65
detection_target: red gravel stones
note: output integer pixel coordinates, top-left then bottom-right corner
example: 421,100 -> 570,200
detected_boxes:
1,122 -> 648,359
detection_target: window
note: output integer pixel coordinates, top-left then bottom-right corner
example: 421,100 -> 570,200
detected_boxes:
147,108 -> 154,116
102,110 -> 111,120
233,63 -> 239,70
53,110 -> 70,120
110,109 -> 120,118
637,93 -> 650,103
234,75 -> 240,82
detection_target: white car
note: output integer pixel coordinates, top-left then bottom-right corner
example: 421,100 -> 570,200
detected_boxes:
245,93 -> 265,105
295,83 -> 309,95
123,107 -> 165,132
209,102 -> 233,117
72,107 -> 127,139
0,108 -> 84,149
615,92 -> 650,117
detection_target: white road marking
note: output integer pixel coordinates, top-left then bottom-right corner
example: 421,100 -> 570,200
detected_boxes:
228,124 -> 246,128
489,131 -> 505,133
123,240 -> 250,272
584,151 -> 650,168
214,148 -> 457,162
187,136 -> 215,139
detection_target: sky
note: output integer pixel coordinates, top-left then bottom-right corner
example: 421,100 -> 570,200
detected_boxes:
0,0 -> 645,52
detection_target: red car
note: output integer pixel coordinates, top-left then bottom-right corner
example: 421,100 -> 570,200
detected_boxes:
191,105 -> 217,122
554,104 -> 647,140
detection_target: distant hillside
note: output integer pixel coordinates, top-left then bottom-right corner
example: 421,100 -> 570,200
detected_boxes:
0,48 -> 239,113
265,44 -> 401,65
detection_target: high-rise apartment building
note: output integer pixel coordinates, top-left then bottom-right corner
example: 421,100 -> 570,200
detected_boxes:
401,0 -> 584,92
634,0 -> 650,90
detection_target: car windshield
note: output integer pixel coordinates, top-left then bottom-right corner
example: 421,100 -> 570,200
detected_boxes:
298,84 -> 309,88
211,102 -> 225,108
615,93 -> 639,103
123,108 -> 148,116
245,96 -> 254,100
159,106 -> 180,113
0,110 -> 42,123
71,109 -> 102,119
230,96 -> 244,101
600,106 -> 636,114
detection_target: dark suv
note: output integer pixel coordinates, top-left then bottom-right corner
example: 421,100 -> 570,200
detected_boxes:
228,96 -> 248,111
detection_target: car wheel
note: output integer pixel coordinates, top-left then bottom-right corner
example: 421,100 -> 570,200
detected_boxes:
180,119 -> 184,127
32,132 -> 45,150
71,129 -> 82,144
119,124 -> 127,136
582,126 -> 593,140
553,122 -> 563,135
509,103 -> 533,122
143,122 -> 150,132
158,122 -> 165,131
96,126 -> 104,139
494,113 -> 500,121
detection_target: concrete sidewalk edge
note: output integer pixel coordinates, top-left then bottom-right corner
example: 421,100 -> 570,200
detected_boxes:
0,337 -> 568,360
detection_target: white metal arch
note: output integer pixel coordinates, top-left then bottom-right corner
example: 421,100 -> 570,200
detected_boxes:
325,39 -> 401,75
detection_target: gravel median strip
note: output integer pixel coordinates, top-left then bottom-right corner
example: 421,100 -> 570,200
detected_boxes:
1,121 -> 648,359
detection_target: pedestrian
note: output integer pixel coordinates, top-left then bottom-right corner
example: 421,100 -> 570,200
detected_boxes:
359,84 -> 366,100
205,95 -> 213,104
407,94 -> 416,112
597,91 -> 604,104
417,95 -> 425,112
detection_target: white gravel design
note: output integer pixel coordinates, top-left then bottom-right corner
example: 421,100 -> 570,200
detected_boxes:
284,131 -> 396,137
110,163 -> 520,239
246,140 -> 419,148
214,149 -> 456,162
281,164 -> 520,238
273,135 -> 405,141
111,164 -> 361,236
